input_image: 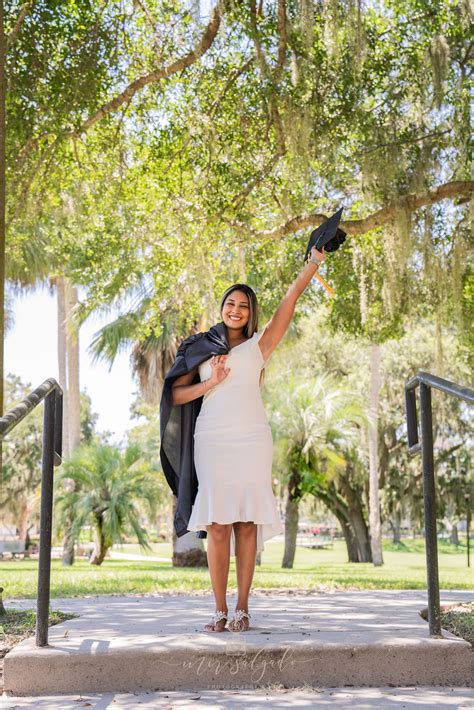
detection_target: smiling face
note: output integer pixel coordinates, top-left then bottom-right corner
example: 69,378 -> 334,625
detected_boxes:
221,289 -> 250,333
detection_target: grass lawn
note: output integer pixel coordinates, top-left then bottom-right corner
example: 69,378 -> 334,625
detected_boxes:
440,602 -> 474,647
0,539 -> 472,599
420,601 -> 474,647
0,610 -> 75,653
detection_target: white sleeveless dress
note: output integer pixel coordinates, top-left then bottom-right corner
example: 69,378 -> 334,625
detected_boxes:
187,327 -> 283,557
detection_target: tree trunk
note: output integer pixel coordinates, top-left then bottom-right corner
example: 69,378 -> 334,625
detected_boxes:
61,511 -> 76,566
156,513 -> 164,540
17,500 -> 29,542
333,508 -> 360,562
89,546 -> 108,565
333,502 -> 372,562
60,277 -> 81,566
338,466 -> 372,562
0,587 -> 6,616
66,280 -> 81,451
391,504 -> 402,544
368,343 -> 383,565
0,2 -> 6,471
314,485 -> 372,563
57,276 -> 69,453
59,277 -> 76,563
346,506 -> 372,562
89,516 -> 108,566
450,523 -> 459,546
435,311 -> 444,378
282,468 -> 300,568
17,500 -> 30,544
171,497 -> 207,567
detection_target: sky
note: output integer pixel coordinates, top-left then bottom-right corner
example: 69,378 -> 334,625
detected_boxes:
5,285 -> 139,445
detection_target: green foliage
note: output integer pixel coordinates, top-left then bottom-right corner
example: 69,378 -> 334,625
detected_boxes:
1,540 -> 472,599
270,371 -> 367,471
459,267 -> 474,370
5,0 -> 471,346
0,375 -> 100,536
0,608 -> 75,648
126,394 -> 174,506
55,441 -> 162,562
0,375 -> 43,533
437,602 -> 474,648
268,361 -> 370,556
5,0 -> 123,230
267,309 -> 472,536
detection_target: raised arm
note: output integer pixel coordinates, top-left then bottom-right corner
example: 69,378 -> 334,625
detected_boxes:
258,246 -> 325,362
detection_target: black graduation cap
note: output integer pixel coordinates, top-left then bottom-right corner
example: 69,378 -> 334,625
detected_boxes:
304,207 -> 346,262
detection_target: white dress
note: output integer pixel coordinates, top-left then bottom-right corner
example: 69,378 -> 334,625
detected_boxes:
187,327 -> 283,557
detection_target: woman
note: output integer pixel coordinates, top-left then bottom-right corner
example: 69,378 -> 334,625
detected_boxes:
171,244 -> 325,632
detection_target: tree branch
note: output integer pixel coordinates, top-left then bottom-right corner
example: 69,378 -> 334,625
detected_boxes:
6,0 -> 37,48
209,56 -> 254,119
68,0 -> 224,138
276,0 -> 287,73
9,1 -> 225,224
134,0 -> 158,34
249,0 -> 286,155
227,181 -> 474,240
230,152 -> 282,208
357,129 -> 452,157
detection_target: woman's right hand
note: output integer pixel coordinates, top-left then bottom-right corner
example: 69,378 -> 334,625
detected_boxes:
208,355 -> 230,386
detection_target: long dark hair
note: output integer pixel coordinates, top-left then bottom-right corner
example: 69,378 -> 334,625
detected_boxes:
219,283 -> 267,386
219,283 -> 259,338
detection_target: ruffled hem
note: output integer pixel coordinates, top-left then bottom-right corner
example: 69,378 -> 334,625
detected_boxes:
187,487 -> 283,556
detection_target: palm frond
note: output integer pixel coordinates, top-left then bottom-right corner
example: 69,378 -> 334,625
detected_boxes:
131,322 -> 180,404
54,441 -> 160,553
88,313 -> 142,366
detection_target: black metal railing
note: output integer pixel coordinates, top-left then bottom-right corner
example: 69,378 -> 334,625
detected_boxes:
0,378 -> 63,646
405,371 -> 474,637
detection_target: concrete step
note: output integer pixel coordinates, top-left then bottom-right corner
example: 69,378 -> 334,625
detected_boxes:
4,590 -> 473,695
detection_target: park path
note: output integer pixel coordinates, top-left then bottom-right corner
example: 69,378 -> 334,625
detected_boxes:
3,590 -> 473,697
3,685 -> 474,708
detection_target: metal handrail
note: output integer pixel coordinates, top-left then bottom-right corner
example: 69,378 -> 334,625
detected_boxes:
0,378 -> 63,646
405,371 -> 473,637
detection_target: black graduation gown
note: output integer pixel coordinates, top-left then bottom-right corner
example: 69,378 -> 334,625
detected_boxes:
159,321 -> 233,540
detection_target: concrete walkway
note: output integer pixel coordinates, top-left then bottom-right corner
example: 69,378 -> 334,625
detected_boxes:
3,590 -> 473,696
3,686 -> 474,709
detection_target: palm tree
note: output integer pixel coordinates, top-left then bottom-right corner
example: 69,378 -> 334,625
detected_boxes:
89,305 -> 180,405
5,226 -> 82,564
56,442 -> 160,565
368,343 -> 383,565
270,373 -> 369,567
57,274 -> 83,566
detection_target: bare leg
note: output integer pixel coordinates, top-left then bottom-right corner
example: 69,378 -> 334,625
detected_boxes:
229,521 -> 257,630
204,522 -> 232,631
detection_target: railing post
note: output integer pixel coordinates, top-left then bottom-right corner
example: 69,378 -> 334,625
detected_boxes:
405,385 -> 420,454
466,488 -> 471,569
54,388 -> 63,465
419,382 -> 441,637
36,390 -> 56,647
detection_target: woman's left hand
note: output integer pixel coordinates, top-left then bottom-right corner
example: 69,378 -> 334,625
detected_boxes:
310,245 -> 325,265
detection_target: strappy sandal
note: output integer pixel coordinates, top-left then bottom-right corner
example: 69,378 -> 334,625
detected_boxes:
227,609 -> 251,632
203,609 -> 228,632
